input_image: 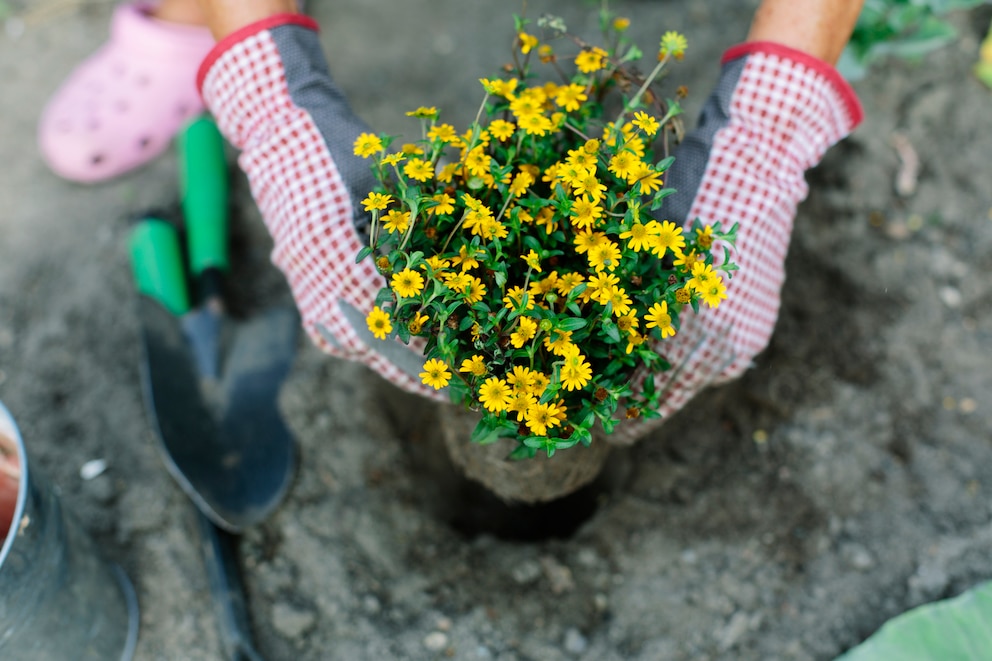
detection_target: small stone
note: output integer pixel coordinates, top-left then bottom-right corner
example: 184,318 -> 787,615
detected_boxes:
540,556 -> 575,594
511,559 -> 542,585
939,286 -> 962,308
80,459 -> 108,480
681,549 -> 698,565
436,616 -> 453,632
362,595 -> 381,615
272,602 -> 316,639
717,612 -> 750,651
594,593 -> 608,612
424,631 -> 449,652
843,544 -> 875,571
563,628 -> 588,655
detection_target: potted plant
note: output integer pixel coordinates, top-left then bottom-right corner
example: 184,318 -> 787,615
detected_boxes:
356,8 -> 736,502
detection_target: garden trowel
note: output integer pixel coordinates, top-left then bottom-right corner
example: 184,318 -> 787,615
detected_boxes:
130,116 -> 299,534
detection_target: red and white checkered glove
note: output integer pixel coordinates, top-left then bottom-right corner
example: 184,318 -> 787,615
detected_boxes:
198,20 -> 863,439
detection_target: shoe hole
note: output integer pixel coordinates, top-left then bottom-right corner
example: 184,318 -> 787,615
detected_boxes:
91,154 -> 104,165
138,136 -> 152,150
176,104 -> 188,117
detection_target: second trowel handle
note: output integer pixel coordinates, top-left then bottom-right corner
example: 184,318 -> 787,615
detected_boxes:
178,115 -> 230,278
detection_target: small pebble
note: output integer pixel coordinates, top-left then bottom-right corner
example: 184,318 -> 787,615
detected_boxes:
424,631 -> 449,652
272,602 -> 316,639
80,459 -> 108,480
564,628 -> 588,655
362,595 -> 381,615
436,616 -> 453,632
511,560 -> 541,585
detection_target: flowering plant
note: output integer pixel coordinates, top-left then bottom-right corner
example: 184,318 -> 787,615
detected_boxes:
357,9 -> 737,459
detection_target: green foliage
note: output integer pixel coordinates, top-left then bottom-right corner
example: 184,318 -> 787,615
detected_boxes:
840,0 -> 992,79
356,8 -> 737,459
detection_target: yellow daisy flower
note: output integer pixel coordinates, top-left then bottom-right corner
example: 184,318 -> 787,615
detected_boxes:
353,132 -> 383,158
366,306 -> 392,340
419,358 -> 451,390
479,377 -> 513,412
390,268 -> 425,299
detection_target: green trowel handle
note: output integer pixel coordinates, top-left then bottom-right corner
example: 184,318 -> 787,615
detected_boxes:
129,219 -> 190,316
179,115 -> 229,277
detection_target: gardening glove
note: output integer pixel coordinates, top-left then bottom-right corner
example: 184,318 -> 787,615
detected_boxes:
609,42 -> 863,445
198,14 -> 437,397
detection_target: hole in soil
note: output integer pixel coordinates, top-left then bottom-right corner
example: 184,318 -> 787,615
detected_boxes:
439,461 -> 622,542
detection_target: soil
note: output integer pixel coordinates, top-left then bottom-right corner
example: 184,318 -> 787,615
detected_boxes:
2,0 -> 992,659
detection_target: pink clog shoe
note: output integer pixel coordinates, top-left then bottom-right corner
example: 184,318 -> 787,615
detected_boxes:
38,2 -> 215,183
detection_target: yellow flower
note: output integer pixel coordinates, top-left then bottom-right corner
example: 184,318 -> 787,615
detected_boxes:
503,285 -> 534,311
462,275 -> 487,305
459,355 -> 488,377
688,261 -> 717,291
523,249 -> 542,272
451,244 -> 482,271
428,193 -> 454,216
619,222 -> 651,252
510,316 -> 538,348
390,268 -> 425,298
422,255 -> 450,273
507,365 -> 536,392
419,358 -> 451,390
427,123 -> 457,143
529,371 -> 551,397
696,224 -> 715,249
625,331 -> 646,354
403,158 -> 435,182
573,229 -> 605,254
517,112 -> 553,136
645,301 -> 676,338
565,146 -> 597,172
699,276 -> 727,308
586,240 -> 622,272
556,272 -> 584,296
569,198 -> 603,230
405,106 -> 438,119
480,77 -> 519,99
353,132 -> 383,158
401,143 -> 425,155
535,207 -> 558,234
660,31 -> 688,60
488,119 -> 516,141
518,32 -> 539,54
608,151 -> 637,181
560,348 -> 592,391
575,47 -> 608,73
537,44 -> 555,63
543,330 -> 574,356
572,172 -> 607,202
603,285 -> 633,317
382,209 -> 410,234
631,162 -> 665,194
362,191 -> 392,212
507,391 -> 537,422
613,17 -> 631,31
587,272 -> 620,303
464,146 -> 493,177
437,162 -> 460,183
647,220 -> 686,258
366,306 -> 392,340
509,170 -> 534,197
616,313 -> 639,333
408,312 -> 429,335
555,83 -> 588,112
525,401 -> 564,437
632,111 -> 660,137
382,153 -> 405,167
479,377 -> 513,412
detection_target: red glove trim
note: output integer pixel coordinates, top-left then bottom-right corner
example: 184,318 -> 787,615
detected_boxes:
196,14 -> 319,93
723,41 -> 864,128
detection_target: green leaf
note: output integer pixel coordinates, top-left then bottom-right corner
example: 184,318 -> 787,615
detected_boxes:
470,415 -> 517,445
556,317 -> 588,332
356,246 -> 374,264
836,581 -> 992,660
